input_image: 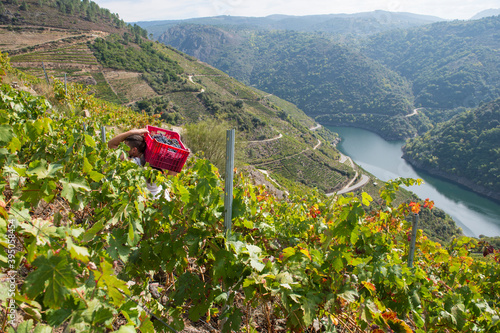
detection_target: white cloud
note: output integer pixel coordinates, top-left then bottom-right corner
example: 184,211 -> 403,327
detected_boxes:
92,0 -> 499,22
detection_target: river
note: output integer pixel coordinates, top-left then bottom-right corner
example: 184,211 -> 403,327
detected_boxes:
327,126 -> 500,237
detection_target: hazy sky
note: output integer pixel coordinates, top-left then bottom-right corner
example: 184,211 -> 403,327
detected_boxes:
92,0 -> 500,22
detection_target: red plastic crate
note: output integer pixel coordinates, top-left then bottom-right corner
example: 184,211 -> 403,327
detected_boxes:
144,125 -> 190,172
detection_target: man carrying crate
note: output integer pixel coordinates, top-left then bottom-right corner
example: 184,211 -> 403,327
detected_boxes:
108,128 -> 177,200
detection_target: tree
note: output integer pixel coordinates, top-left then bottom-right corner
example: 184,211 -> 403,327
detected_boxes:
19,0 -> 28,10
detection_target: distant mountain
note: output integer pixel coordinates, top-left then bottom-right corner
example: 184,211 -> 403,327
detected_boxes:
361,15 -> 500,110
403,98 -> 500,202
159,25 -> 421,140
471,9 -> 500,20
137,11 -> 445,39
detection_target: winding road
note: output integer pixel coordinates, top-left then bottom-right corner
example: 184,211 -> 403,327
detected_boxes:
405,108 -> 421,117
326,152 -> 370,196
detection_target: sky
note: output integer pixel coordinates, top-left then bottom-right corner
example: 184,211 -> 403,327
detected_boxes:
92,0 -> 500,22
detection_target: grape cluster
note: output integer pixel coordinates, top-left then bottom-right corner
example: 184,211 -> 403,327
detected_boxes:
152,134 -> 181,152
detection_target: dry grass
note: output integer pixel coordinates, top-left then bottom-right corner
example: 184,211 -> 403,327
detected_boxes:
104,70 -> 158,104
0,28 -> 79,52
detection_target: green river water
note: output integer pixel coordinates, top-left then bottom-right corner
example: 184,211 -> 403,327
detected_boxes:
328,126 -> 500,237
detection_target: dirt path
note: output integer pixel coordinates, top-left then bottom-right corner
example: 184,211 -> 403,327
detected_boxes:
313,139 -> 321,150
247,133 -> 283,143
257,169 -> 289,196
405,108 -> 421,117
187,75 -> 205,92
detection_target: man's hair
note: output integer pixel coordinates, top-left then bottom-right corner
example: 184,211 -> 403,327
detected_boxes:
125,134 -> 146,153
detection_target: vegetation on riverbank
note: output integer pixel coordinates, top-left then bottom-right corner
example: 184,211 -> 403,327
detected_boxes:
403,98 -> 500,202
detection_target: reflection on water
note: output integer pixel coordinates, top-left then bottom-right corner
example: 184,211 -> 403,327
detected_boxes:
328,126 -> 500,237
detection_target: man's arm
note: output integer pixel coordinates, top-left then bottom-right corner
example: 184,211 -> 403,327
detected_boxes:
107,128 -> 148,149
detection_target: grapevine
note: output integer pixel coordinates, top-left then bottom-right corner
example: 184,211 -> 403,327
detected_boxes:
1,52 -> 500,332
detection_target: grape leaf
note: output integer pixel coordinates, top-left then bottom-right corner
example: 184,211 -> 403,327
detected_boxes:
94,260 -> 130,306
66,237 -> 90,263
84,134 -> 96,147
25,255 -> 77,308
0,124 -> 13,145
83,157 -> 93,173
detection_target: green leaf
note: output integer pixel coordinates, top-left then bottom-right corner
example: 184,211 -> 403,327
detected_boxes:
20,218 -> 59,246
26,160 -> 63,179
412,310 -> 425,328
7,136 -> 21,153
25,255 -> 77,308
337,289 -> 358,303
95,260 -> 130,306
26,239 -> 37,263
108,229 -> 131,262
8,319 -> 33,333
302,292 -> 321,326
332,256 -> 344,272
8,202 -> 30,223
93,307 -> 114,325
82,220 -> 104,243
89,170 -> 105,182
223,308 -> 243,333
113,325 -> 136,333
33,325 -> 52,333
46,307 -> 73,326
84,134 -> 96,147
66,237 -> 90,263
60,177 -> 90,198
38,163 -> 63,179
362,192 -> 373,206
189,301 -> 211,322
246,244 -> 265,272
139,317 -> 155,333
83,157 -> 93,173
60,176 -> 90,209
0,124 -> 14,145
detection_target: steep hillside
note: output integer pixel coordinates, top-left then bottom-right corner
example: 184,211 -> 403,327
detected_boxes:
159,26 -> 424,140
361,15 -> 500,111
138,11 -> 444,40
0,0 -> 128,32
403,98 -> 500,202
0,0 -> 358,195
471,9 -> 500,20
0,1 -> 464,239
2,54 -> 496,333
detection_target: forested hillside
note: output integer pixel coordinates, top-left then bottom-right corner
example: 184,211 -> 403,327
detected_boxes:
403,98 -> 500,202
154,15 -> 500,139
361,15 -> 500,111
0,0 -> 130,32
138,11 -> 444,39
159,26 -> 424,140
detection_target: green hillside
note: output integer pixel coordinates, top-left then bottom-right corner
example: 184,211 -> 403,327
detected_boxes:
0,0 -> 359,194
361,16 -> 500,111
158,26 -> 422,140
138,11 -> 444,40
0,53 -> 498,333
403,98 -> 500,202
0,0 -> 465,242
